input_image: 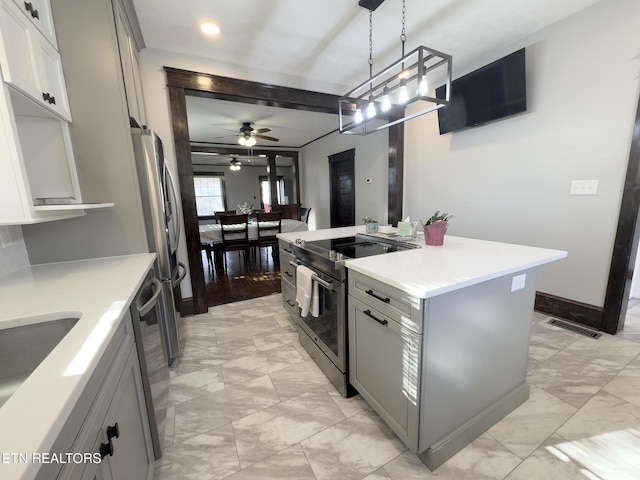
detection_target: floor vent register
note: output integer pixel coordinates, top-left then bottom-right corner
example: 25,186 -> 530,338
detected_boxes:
547,318 -> 602,339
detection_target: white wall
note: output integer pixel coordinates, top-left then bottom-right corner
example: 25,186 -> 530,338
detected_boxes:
403,0 -> 640,307
299,129 -> 389,230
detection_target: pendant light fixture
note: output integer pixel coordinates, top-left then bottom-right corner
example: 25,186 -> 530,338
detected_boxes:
339,0 -> 452,135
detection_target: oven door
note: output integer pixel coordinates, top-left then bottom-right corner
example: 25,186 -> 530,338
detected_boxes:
296,266 -> 346,372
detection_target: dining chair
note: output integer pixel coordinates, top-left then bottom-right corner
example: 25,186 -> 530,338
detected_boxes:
219,213 -> 250,272
255,212 -> 282,268
214,210 -> 237,223
201,242 -> 214,271
299,207 -> 311,224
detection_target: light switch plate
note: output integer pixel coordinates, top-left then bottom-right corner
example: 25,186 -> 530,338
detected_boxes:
511,273 -> 526,292
570,180 -> 598,195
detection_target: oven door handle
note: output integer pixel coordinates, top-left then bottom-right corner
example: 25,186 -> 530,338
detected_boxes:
290,260 -> 334,290
311,274 -> 333,290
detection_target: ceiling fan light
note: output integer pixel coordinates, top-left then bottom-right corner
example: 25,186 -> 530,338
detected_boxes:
246,136 -> 256,147
238,136 -> 246,146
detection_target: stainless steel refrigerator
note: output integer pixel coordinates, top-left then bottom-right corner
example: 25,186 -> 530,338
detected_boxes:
131,127 -> 184,366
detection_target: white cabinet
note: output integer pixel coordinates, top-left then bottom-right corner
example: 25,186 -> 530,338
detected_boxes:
9,0 -> 57,47
0,0 -> 70,120
113,0 -> 146,127
0,0 -> 112,225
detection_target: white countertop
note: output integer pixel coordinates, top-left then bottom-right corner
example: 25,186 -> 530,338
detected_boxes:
0,254 -> 156,480
279,227 -> 567,299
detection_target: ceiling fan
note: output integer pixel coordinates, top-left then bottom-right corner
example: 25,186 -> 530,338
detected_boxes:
229,155 -> 242,171
237,122 -> 279,146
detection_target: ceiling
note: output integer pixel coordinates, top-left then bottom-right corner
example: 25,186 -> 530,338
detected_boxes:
132,0 -> 602,148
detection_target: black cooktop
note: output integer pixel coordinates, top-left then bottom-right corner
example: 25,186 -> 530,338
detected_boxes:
305,235 -> 415,259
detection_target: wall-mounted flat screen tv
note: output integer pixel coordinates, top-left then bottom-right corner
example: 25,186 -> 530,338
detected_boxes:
436,48 -> 526,134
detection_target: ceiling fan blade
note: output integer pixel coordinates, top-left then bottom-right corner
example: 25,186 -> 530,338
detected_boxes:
256,134 -> 279,142
254,128 -> 271,134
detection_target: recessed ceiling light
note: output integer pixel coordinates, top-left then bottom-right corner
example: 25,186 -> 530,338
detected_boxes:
200,22 -> 220,35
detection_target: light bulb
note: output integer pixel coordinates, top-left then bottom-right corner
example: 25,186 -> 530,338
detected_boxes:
354,103 -> 364,123
238,136 -> 246,146
398,81 -> 409,104
419,75 -> 428,96
246,136 -> 256,147
381,86 -> 391,112
366,96 -> 376,119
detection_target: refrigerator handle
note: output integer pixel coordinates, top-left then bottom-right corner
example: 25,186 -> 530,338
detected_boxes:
172,262 -> 188,288
165,164 -> 181,248
137,278 -> 163,318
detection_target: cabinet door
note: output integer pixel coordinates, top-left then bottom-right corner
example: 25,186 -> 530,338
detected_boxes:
0,0 -> 71,120
101,347 -> 154,480
9,0 -> 57,47
113,0 -> 145,126
0,0 -> 41,99
348,296 -> 420,451
38,37 -> 71,120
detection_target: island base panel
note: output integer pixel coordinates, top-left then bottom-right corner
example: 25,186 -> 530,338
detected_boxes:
418,382 -> 530,470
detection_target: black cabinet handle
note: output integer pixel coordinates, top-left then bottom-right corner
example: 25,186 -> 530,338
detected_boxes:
106,423 -> 119,440
41,93 -> 56,105
365,289 -> 390,303
363,309 -> 388,326
284,271 -> 293,278
24,2 -> 38,18
99,439 -> 114,459
286,299 -> 295,307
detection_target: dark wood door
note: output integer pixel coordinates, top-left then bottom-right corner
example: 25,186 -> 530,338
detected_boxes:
329,149 -> 355,228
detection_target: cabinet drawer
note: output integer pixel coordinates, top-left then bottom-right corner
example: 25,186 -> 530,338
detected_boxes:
348,270 -> 422,333
281,281 -> 298,319
348,295 -> 420,451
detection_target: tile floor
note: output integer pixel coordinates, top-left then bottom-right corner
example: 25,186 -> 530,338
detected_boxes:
153,294 -> 640,480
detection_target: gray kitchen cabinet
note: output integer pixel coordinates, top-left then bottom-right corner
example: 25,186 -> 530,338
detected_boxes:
35,312 -> 154,480
348,267 -> 537,470
348,295 -> 420,450
279,239 -> 298,318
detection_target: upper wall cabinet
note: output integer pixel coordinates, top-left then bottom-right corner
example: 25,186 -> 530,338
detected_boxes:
9,0 -> 57,47
0,0 -> 70,120
0,0 -> 112,224
113,0 -> 146,127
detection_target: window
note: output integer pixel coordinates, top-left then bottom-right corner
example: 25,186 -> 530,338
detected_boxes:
194,175 -> 225,216
259,176 -> 286,209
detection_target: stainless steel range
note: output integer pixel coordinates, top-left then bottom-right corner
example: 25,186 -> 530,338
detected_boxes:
291,233 -> 419,396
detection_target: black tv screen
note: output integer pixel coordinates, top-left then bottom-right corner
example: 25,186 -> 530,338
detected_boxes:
436,48 -> 526,134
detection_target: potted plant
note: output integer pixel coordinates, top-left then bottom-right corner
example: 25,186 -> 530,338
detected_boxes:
362,216 -> 379,233
420,211 -> 453,246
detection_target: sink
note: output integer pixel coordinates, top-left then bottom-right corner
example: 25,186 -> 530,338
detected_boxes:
0,317 -> 79,407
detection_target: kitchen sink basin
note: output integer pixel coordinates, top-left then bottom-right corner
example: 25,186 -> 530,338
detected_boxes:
0,317 -> 79,407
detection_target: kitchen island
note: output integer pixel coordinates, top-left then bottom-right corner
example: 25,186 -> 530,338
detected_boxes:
278,226 -> 567,470
0,254 -> 156,480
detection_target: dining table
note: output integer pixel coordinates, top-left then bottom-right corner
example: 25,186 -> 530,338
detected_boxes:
199,218 -> 309,244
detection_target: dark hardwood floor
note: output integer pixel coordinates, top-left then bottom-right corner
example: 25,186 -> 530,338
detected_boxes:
202,246 -> 281,307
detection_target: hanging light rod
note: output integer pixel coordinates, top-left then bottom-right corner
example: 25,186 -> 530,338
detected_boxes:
339,0 -> 452,135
